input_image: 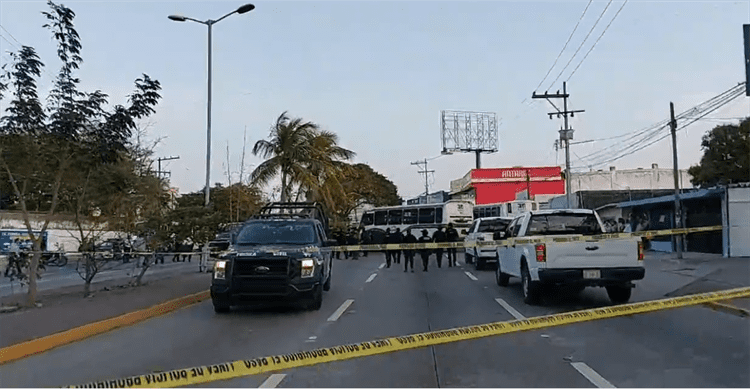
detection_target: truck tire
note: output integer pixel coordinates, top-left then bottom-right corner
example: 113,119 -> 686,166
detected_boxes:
496,261 -> 509,287
475,251 -> 484,271
213,298 -> 230,313
323,267 -> 331,291
606,284 -> 632,304
521,263 -> 542,305
309,283 -> 323,311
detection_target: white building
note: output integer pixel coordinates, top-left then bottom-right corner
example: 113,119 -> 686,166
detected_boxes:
570,164 -> 693,192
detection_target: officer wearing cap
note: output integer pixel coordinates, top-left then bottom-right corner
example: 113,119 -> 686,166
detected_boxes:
417,229 -> 432,271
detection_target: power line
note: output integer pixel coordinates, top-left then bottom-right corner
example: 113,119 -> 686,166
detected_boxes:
566,0 -> 628,82
0,24 -> 21,46
547,0 -> 614,91
533,0 -> 593,92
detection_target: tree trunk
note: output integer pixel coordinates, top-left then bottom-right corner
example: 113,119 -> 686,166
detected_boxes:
26,243 -> 41,307
280,170 -> 288,202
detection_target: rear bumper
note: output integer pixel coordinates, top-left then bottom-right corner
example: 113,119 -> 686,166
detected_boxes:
538,267 -> 645,286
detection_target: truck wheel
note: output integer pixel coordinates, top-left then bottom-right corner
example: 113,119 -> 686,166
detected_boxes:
213,299 -> 230,313
323,267 -> 331,291
606,285 -> 632,304
496,262 -> 509,287
309,283 -> 323,311
521,264 -> 542,305
475,254 -> 484,271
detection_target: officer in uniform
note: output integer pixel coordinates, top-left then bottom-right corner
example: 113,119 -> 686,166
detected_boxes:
417,229 -> 432,271
445,223 -> 459,267
402,229 -> 417,272
432,226 -> 446,268
389,227 -> 403,265
384,228 -> 393,267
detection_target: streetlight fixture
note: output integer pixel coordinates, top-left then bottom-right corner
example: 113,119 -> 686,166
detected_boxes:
168,3 -> 255,207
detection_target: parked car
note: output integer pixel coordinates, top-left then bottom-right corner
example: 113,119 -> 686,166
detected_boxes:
464,216 -> 513,270
496,209 -> 644,305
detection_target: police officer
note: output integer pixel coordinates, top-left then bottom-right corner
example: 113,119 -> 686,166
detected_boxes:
445,223 -> 459,267
432,226 -> 446,268
346,228 -> 360,260
417,229 -> 432,271
388,227 -> 403,265
384,228 -> 393,267
402,229 -> 417,272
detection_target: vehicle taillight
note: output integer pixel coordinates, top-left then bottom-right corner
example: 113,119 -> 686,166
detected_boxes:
638,241 -> 644,261
535,244 -> 546,262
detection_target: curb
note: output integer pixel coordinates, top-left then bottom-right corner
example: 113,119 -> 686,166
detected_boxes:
0,289 -> 211,365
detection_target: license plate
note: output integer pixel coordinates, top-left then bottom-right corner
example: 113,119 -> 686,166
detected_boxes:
583,269 -> 601,279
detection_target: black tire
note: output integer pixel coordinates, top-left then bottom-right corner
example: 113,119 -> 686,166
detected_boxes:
475,255 -> 484,271
309,283 -> 323,311
496,261 -> 509,287
606,284 -> 632,304
57,254 -> 68,267
212,299 -> 230,313
323,266 -> 331,291
521,262 -> 542,305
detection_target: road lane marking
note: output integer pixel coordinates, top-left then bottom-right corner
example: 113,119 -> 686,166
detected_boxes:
365,274 -> 377,283
327,299 -> 354,322
570,362 -> 616,388
494,298 -> 526,320
258,374 -> 286,388
378,263 -> 386,269
68,286 -> 750,388
464,271 -> 478,281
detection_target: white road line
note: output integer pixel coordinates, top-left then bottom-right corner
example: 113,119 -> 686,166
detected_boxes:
494,298 -> 526,320
571,362 -> 616,388
258,374 -> 286,388
327,299 -> 354,322
365,273 -> 377,283
464,271 -> 478,281
378,263 -> 386,269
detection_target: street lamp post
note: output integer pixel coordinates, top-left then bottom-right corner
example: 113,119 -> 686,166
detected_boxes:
168,4 -> 255,207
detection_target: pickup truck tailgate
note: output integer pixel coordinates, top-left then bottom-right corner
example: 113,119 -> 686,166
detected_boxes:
544,237 -> 641,269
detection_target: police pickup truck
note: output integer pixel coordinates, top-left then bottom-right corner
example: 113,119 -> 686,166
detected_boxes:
495,209 -> 644,305
210,203 -> 335,313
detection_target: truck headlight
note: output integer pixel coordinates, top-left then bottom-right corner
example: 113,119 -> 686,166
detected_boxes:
214,260 -> 227,279
301,259 -> 314,278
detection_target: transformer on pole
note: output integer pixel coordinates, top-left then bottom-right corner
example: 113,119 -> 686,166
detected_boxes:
440,110 -> 499,169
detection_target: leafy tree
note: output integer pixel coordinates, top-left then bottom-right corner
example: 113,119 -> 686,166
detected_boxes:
0,1 -> 161,306
688,118 -> 750,187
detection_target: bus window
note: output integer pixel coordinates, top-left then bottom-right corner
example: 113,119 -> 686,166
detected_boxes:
418,207 -> 436,224
435,207 -> 443,224
473,209 -> 480,219
532,202 -> 538,211
361,212 -> 374,226
403,209 -> 418,225
506,203 -> 512,214
375,211 -> 387,225
490,206 -> 499,217
388,209 -> 403,225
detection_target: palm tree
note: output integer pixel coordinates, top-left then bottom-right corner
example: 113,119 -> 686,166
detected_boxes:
298,129 -> 356,205
251,111 -> 354,203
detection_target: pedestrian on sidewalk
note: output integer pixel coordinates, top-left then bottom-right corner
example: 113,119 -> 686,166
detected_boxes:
445,223 -> 459,267
417,229 -> 432,271
432,226 -> 446,268
402,229 -> 417,272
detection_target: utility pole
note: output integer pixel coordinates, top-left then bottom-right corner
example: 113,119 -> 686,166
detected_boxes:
669,102 -> 683,259
411,159 -> 435,200
157,156 -> 180,179
532,81 -> 584,208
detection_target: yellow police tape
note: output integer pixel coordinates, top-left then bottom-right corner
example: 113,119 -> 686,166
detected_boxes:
333,225 -> 724,252
69,285 -> 750,388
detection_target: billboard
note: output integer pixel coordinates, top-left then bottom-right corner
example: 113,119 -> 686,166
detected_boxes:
0,230 -> 48,253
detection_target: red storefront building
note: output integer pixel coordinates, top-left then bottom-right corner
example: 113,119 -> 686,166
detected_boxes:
450,166 -> 565,205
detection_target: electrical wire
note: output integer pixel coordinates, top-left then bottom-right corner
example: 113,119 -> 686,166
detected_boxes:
547,0 -> 614,90
533,0 -> 594,92
566,0 -> 628,82
571,83 -> 746,170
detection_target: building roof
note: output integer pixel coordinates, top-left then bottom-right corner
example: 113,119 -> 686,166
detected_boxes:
615,187 -> 724,208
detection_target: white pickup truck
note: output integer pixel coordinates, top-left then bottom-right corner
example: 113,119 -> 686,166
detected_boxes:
495,209 -> 644,305
464,216 -> 513,270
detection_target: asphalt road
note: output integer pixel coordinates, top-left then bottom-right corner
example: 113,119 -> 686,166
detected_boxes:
1,251 -> 748,388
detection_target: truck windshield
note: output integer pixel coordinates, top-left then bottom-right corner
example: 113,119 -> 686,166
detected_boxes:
528,213 -> 602,235
236,223 -> 317,245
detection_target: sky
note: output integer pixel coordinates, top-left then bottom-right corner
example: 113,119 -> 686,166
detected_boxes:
1,0 -> 748,201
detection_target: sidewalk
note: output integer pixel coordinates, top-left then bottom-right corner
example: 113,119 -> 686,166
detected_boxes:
0,270 -> 212,349
643,250 -> 750,297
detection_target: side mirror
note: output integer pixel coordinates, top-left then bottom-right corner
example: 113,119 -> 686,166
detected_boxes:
493,231 -> 506,240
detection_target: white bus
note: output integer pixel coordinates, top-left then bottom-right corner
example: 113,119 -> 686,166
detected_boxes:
473,199 -> 547,219
359,200 -> 474,241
